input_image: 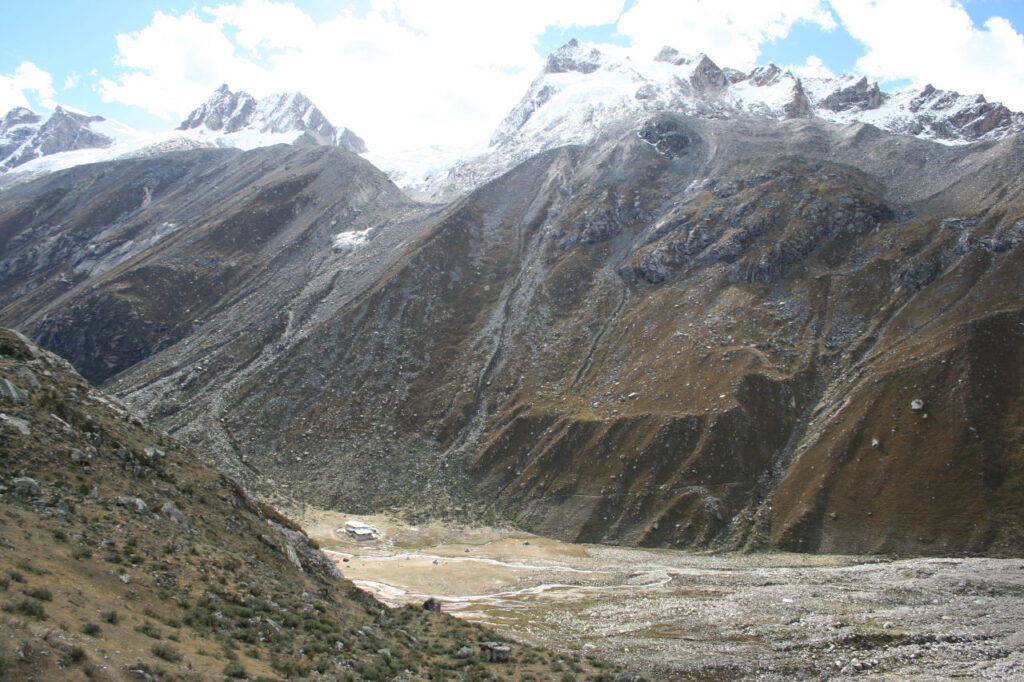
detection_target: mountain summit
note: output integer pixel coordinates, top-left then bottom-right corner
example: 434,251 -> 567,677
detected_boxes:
0,86 -> 366,180
0,105 -> 138,171
406,40 -> 1024,199
178,84 -> 367,153
498,39 -> 1024,149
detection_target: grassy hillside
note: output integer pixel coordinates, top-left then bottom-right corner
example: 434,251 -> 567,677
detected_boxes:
0,328 -> 617,681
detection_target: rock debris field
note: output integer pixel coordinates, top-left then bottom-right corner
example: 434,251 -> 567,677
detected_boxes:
298,510 -> 1024,681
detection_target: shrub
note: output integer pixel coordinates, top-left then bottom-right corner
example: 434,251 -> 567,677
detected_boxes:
100,610 -> 119,624
15,559 -> 47,575
137,621 -> 162,639
26,587 -> 52,601
2,597 -> 45,619
151,643 -> 182,663
82,622 -> 102,637
223,661 -> 247,678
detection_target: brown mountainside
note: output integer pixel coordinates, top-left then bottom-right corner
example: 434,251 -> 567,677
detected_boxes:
1,115 -> 1023,557
0,329 -> 610,680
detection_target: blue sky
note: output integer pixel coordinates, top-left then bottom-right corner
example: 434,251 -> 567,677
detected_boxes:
2,1 -> 1023,152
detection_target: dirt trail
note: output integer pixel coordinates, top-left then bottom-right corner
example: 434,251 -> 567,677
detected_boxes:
297,508 -> 1024,681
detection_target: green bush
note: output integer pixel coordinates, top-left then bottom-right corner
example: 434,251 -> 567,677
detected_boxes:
15,559 -> 47,575
223,661 -> 247,678
151,643 -> 182,663
82,622 -> 102,636
26,587 -> 52,601
136,621 -> 162,639
100,609 -> 119,624
2,597 -> 45,619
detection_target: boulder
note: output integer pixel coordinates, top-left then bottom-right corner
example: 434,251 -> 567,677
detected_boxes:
160,502 -> 189,529
480,642 -> 511,662
115,496 -> 149,513
13,477 -> 40,496
0,378 -> 26,403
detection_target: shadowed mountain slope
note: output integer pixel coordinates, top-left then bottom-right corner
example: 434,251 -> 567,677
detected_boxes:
0,328 -> 612,680
2,112 -> 1023,557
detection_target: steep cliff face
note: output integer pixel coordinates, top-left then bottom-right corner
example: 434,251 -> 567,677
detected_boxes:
2,111 -> 1023,556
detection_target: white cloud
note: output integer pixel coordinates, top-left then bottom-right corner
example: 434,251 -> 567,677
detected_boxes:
98,10 -> 266,120
791,55 -> 835,79
0,62 -> 56,113
829,0 -> 1024,109
96,0 -> 625,153
617,0 -> 836,67
82,0 -> 1024,154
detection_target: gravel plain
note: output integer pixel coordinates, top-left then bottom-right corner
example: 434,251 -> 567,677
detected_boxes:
300,509 -> 1024,681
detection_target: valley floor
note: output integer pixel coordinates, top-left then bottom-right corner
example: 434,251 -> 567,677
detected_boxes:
295,508 -> 1024,681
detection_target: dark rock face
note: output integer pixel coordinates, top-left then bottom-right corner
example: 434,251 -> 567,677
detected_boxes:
178,84 -> 368,152
0,108 -> 44,163
689,54 -> 729,90
178,84 -> 258,133
545,38 -> 602,74
2,113 -> 1024,558
654,46 -> 688,66
902,85 -> 1018,141
638,117 -> 699,158
0,106 -> 115,171
821,76 -> 883,112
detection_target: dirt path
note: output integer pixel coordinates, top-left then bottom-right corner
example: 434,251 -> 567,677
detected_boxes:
297,508 -> 1024,680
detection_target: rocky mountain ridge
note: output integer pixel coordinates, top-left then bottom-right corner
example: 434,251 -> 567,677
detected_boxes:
178,83 -> 367,153
0,85 -> 365,181
0,105 -> 137,172
2,107 -> 1020,556
0,40 -> 1022,559
409,40 -> 1024,199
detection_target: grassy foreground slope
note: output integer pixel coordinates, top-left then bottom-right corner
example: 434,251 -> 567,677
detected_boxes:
0,328 -> 616,681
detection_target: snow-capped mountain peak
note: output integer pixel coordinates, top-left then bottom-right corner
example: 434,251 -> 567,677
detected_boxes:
0,86 -> 368,182
0,105 -> 139,172
397,41 -> 1024,200
543,38 -> 605,75
486,42 -> 813,164
178,84 -> 366,153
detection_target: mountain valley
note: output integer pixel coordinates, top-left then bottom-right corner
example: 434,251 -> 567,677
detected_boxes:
1,38 -> 1024,680
1,99 -> 1021,557
0,328 -> 618,680
0,35 -> 1019,561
